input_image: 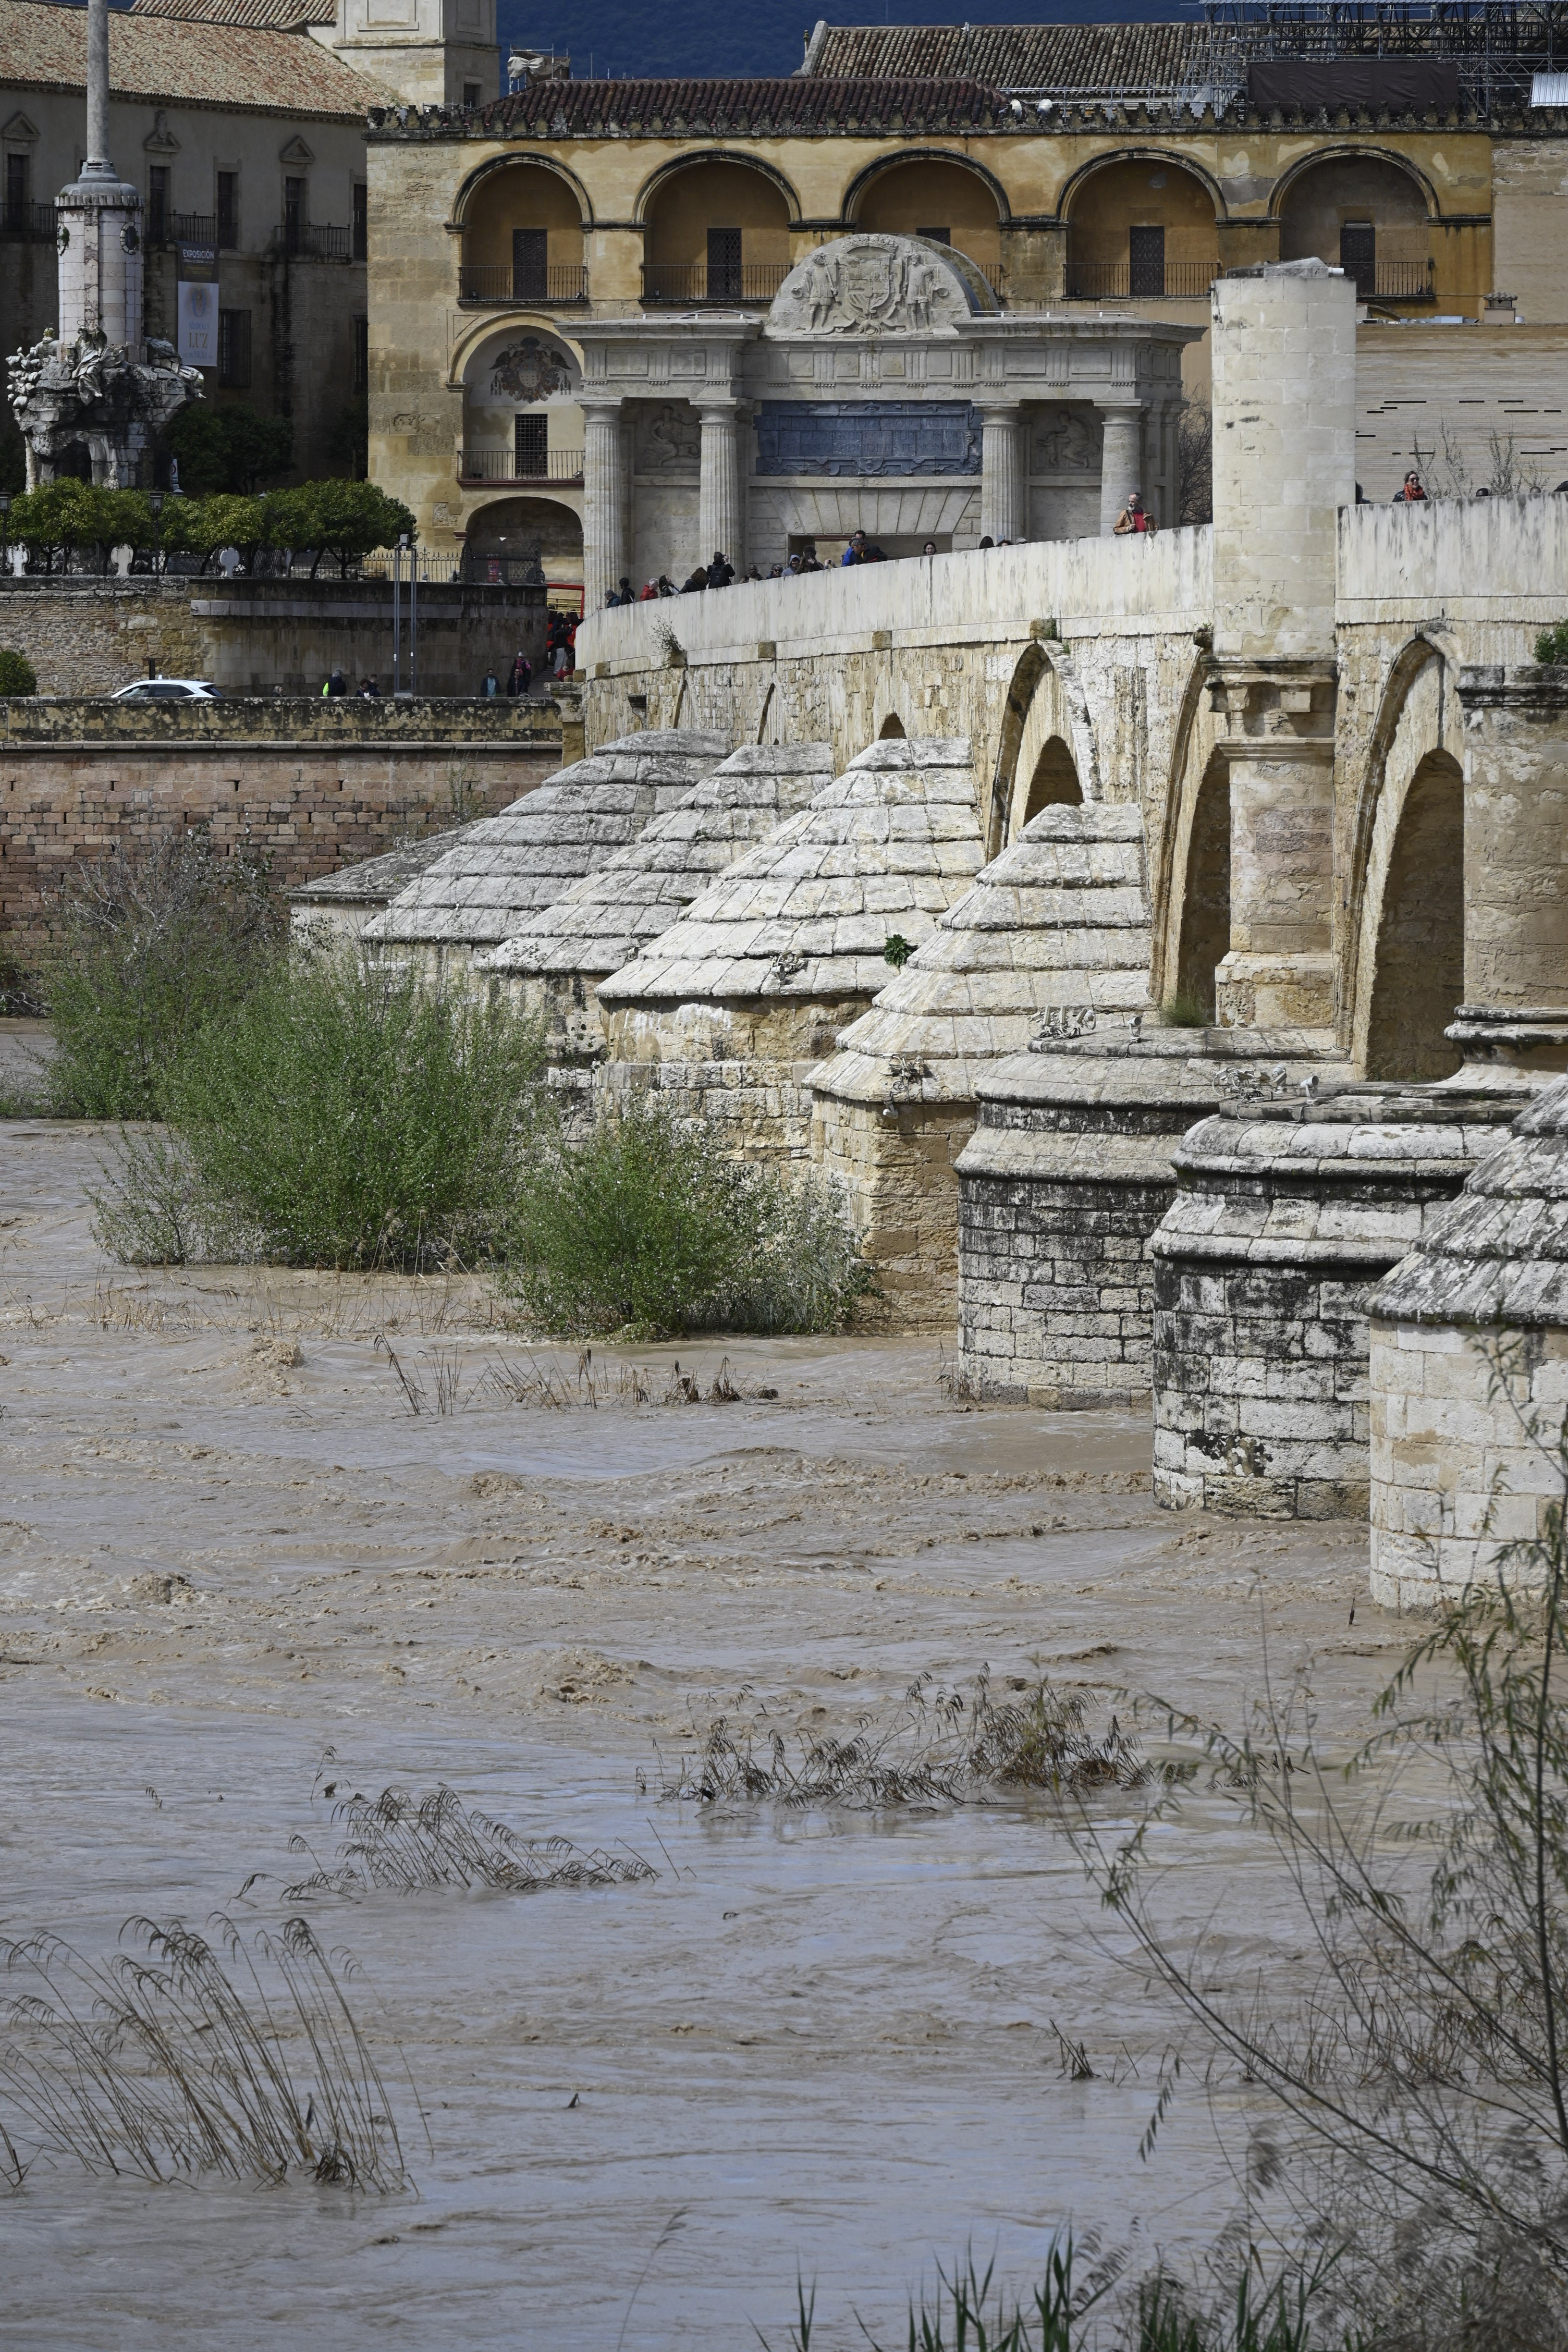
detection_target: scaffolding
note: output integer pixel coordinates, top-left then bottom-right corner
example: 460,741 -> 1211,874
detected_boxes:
1199,0 -> 1568,112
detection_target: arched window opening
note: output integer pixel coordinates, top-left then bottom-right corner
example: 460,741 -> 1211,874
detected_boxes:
643,160 -> 791,306
460,164 -> 585,305
854,159 -> 1002,285
1065,158 -> 1219,302
878,713 -> 907,739
1365,749 -> 1463,1080
1173,750 -> 1230,1021
1278,156 -> 1431,305
1019,735 -> 1082,829
466,495 -> 583,599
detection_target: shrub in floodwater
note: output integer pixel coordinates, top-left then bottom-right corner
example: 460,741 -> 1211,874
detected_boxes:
285,1783 -> 655,1898
499,1095 -> 877,1338
756,2236 -> 1341,2352
0,1913 -> 411,2190
42,829 -> 283,1119
91,949 -> 548,1268
660,1671 -> 1173,1810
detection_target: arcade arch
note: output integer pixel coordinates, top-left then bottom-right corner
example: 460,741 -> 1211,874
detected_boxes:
1277,153 -> 1431,300
641,157 -> 794,303
459,162 -> 586,303
1064,155 -> 1220,300
1348,643 -> 1466,1078
457,327 -> 582,491
850,156 -> 1003,284
986,643 -> 1099,862
1172,750 -> 1230,1021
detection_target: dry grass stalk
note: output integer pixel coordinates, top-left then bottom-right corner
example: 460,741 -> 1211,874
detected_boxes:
659,1672 -> 1171,1812
285,1784 -> 656,1900
0,1913 -> 409,2191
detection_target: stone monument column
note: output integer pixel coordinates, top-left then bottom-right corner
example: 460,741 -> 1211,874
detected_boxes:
580,397 -> 625,614
977,401 -> 1024,543
1209,260 -> 1356,1033
698,400 -> 746,572
1096,404 -> 1144,536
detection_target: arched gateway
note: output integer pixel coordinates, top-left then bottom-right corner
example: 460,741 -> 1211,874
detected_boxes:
568,231 -> 1192,610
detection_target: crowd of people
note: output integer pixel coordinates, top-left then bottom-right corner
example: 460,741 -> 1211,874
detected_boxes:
596,517 -> 1138,610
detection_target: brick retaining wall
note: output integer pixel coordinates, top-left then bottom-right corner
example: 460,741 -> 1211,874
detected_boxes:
0,695 -> 570,961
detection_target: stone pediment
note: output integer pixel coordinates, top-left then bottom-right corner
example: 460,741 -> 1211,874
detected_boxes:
768,234 -> 998,339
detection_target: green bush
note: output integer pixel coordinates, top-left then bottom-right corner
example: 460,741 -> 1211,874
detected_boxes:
1160,988 -> 1209,1028
501,1096 -> 877,1337
9,480 -> 151,570
95,952 -> 547,1269
1537,621 -> 1568,667
0,648 -> 37,696
43,830 -> 281,1120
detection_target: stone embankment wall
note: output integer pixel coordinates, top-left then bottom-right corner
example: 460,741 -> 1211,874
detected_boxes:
0,575 -> 548,700
0,696 -> 567,959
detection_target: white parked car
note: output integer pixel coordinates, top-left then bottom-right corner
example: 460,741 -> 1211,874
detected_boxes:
110,677 -> 221,702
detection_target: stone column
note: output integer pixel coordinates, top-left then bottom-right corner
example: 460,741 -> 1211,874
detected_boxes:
698,399 -> 745,575
1096,405 -> 1143,536
580,397 -> 624,615
978,401 -> 1024,543
1208,260 -> 1357,1035
1447,665 -> 1568,1076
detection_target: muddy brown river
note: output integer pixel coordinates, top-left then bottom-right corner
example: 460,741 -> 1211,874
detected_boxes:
0,1122 -> 1404,2348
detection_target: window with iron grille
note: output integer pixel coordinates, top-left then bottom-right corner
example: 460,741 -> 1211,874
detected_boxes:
217,309 -> 252,388
5,152 -> 28,233
917,225 -> 950,244
512,225 -> 547,300
1340,222 -> 1376,299
513,413 -> 548,476
462,81 -> 480,107
217,172 -> 238,249
352,315 -> 368,394
352,181 -> 366,261
148,164 -> 169,242
707,225 -> 742,298
1129,224 -> 1166,297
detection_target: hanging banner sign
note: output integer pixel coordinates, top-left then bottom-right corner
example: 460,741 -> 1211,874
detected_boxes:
177,278 -> 216,370
177,240 -> 217,279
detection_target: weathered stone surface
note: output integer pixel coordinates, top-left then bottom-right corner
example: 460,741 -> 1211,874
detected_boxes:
811,802 -> 1155,1326
597,736 -> 985,1178
1369,1074 -> 1568,1602
1155,1082 -> 1518,1521
478,741 -> 835,1057
958,1030 -> 1341,1403
362,728 -> 729,980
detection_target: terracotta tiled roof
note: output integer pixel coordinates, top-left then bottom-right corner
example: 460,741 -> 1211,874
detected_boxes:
129,0 -> 335,31
1,0 -> 381,116
467,75 -> 1009,137
799,21 -> 1215,94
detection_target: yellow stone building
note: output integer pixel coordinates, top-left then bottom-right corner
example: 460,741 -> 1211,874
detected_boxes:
363,17 -> 1568,602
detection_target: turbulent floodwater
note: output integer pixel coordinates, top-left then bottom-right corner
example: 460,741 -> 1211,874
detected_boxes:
0,1122 -> 1399,2348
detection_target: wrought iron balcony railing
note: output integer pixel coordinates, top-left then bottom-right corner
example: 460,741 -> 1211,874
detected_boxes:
1,200 -> 57,242
1067,260 -> 1222,300
641,261 -> 789,306
457,263 -> 590,305
1360,260 -> 1437,302
458,448 -> 585,485
276,221 -> 352,261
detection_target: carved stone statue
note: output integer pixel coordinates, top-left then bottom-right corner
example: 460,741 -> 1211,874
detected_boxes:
769,234 -> 994,338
